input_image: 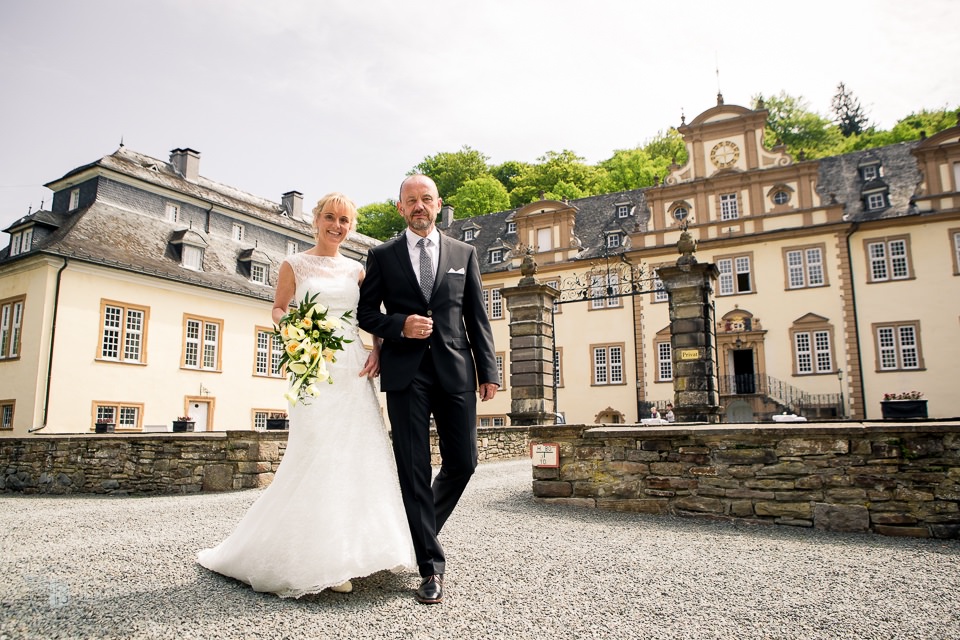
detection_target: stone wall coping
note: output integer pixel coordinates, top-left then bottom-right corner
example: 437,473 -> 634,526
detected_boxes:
530,421 -> 960,439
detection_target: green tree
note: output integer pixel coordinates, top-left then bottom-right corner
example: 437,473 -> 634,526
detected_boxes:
490,160 -> 530,192
888,108 -> 959,141
508,150 -> 605,208
753,92 -> 843,159
642,128 -> 688,166
447,175 -> 511,218
831,82 -> 870,137
356,200 -> 404,241
412,145 -> 490,198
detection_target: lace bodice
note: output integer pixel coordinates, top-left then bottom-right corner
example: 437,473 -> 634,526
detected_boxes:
284,252 -> 362,338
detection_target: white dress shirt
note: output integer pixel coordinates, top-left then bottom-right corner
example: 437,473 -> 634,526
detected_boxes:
405,228 -> 440,289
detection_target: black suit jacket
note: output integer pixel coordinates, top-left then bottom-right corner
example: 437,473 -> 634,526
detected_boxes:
358,232 -> 498,394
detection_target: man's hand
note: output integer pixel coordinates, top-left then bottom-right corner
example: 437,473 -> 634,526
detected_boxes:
358,351 -> 380,379
479,383 -> 498,402
403,314 -> 433,339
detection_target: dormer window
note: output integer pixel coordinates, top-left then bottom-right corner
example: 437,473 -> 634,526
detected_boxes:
69,189 -> 80,210
865,192 -> 887,211
506,221 -> 516,234
250,263 -> 268,285
238,247 -> 270,284
490,248 -> 503,264
464,229 -> 475,241
170,228 -> 208,271
861,165 -> 879,181
232,223 -> 245,242
182,245 -> 203,270
9,228 -> 32,257
616,204 -> 631,218
606,233 -> 621,249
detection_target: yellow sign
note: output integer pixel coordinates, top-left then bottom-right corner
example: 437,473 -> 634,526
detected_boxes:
679,349 -> 700,360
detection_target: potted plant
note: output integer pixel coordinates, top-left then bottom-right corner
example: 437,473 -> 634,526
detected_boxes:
172,415 -> 195,432
266,412 -> 289,430
880,391 -> 927,419
95,418 -> 115,434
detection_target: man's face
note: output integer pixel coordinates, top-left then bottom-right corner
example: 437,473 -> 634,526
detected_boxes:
397,176 -> 441,236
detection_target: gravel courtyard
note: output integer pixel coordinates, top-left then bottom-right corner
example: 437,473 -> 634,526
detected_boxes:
2,458 -> 958,640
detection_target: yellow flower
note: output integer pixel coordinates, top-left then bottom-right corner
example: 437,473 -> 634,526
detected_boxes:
322,347 -> 336,362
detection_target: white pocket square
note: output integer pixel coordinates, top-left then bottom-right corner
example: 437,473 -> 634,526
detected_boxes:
447,267 -> 465,274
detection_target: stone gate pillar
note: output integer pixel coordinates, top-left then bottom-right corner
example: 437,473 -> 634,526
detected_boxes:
501,254 -> 558,426
657,229 -> 721,423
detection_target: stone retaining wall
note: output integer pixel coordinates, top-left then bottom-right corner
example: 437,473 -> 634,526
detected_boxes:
529,422 -> 960,539
0,426 -> 530,495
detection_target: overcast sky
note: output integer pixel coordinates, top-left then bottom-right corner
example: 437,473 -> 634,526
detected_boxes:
1,0 -> 958,234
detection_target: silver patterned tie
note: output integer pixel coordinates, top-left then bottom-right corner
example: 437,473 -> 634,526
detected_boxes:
417,237 -> 434,301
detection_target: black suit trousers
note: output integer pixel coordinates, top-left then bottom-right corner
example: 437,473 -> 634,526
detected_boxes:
386,348 -> 478,578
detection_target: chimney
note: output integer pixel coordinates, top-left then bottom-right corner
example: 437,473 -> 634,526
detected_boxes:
440,204 -> 454,229
170,148 -> 201,182
282,191 -> 304,220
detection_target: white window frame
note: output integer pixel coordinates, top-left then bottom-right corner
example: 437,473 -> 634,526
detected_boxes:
657,341 -> 673,381
785,246 -> 825,289
717,255 -> 752,296
184,316 -> 222,371
506,221 -> 517,234
553,347 -> 563,388
165,203 -> 180,222
866,192 -> 886,210
464,229 -> 475,241
94,403 -> 142,431
231,223 -> 245,242
773,190 -> 790,205
720,193 -> 739,220
250,263 -> 268,285
592,344 -> 624,385
616,204 -> 630,218
286,241 -> 298,256
862,166 -> 878,181
483,287 -> 503,320
875,322 -> 922,371
98,301 -> 147,364
255,328 -> 284,377
867,238 -> 910,282
793,330 -> 832,374
673,206 -> 689,221
606,234 -> 621,249
490,249 -> 503,264
0,401 -> 13,430
0,297 -> 25,360
182,245 -> 203,270
495,353 -> 505,388
590,274 -> 621,309
69,189 -> 80,210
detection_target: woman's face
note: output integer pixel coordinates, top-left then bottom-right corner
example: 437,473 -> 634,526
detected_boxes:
314,203 -> 353,249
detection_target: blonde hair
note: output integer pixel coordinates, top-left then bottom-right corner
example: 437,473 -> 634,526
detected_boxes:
311,192 -> 358,233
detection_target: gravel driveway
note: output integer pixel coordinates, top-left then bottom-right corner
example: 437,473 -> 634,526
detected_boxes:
2,458 -> 958,639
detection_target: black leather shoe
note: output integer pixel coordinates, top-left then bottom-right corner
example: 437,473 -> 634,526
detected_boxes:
416,574 -> 444,604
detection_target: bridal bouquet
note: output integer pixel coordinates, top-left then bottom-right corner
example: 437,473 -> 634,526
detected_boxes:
273,292 -> 353,405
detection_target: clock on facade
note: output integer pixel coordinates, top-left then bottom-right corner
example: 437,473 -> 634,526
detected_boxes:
710,140 -> 740,168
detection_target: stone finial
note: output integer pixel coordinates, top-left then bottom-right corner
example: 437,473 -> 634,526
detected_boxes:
676,220 -> 697,267
519,249 -> 539,285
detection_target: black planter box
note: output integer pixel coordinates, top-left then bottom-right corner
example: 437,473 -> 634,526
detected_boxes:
172,420 -> 195,432
95,423 -> 115,434
265,419 -> 289,430
880,400 -> 928,419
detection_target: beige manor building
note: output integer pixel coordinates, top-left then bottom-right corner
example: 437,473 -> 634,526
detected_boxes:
2,99 -> 959,435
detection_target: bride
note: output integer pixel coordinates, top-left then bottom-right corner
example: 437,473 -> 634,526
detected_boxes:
197,192 -> 414,597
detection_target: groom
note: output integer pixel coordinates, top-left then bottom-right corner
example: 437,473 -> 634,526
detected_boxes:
358,174 -> 498,604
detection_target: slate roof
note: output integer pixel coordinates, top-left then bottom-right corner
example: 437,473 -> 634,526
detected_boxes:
442,140 -> 928,275
443,188 -> 650,274
0,147 -> 379,298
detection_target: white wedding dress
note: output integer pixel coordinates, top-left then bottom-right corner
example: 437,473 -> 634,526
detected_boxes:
197,252 -> 415,597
